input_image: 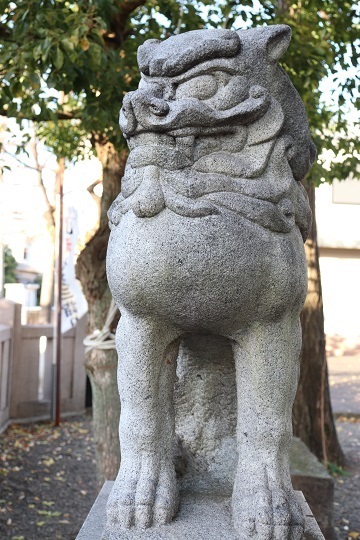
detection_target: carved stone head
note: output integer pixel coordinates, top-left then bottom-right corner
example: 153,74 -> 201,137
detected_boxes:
109,26 -> 314,239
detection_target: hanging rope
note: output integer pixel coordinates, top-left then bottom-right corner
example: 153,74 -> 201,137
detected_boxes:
83,298 -> 118,353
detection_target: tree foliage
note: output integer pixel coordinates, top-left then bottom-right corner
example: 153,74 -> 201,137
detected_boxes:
0,0 -> 206,158
251,0 -> 359,186
0,0 -> 358,181
3,246 -> 18,284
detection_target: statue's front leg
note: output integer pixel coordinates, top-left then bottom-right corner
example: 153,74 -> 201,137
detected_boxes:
106,310 -> 181,530
231,315 -> 304,540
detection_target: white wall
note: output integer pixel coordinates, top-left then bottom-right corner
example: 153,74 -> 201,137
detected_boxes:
316,180 -> 360,338
320,256 -> 360,338
316,181 -> 360,249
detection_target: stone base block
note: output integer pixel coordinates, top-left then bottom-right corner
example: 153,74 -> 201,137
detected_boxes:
291,437 -> 334,539
76,482 -> 325,540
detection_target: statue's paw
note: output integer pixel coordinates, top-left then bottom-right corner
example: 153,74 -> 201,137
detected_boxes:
106,457 -> 178,530
233,488 -> 304,540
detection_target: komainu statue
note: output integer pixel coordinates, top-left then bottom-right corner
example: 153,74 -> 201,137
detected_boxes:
106,25 -> 315,539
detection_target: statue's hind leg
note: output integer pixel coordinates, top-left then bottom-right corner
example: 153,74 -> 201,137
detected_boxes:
106,310 -> 181,530
231,314 -> 304,540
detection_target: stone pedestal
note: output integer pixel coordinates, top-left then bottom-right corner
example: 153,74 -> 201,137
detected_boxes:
291,438 -> 334,539
76,482 -> 325,540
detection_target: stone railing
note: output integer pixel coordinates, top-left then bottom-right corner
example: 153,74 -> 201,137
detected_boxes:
0,299 -> 87,432
0,322 -> 12,430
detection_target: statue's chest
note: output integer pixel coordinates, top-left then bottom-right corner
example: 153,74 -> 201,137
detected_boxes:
107,209 -> 305,326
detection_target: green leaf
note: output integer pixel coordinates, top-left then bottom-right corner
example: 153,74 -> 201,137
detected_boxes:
41,37 -> 53,62
12,82 -> 23,97
88,43 -> 102,67
28,72 -> 41,90
80,38 -> 90,51
33,44 -> 42,61
54,47 -> 64,69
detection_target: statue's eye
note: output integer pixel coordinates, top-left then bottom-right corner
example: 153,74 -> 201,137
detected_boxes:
176,75 -> 218,100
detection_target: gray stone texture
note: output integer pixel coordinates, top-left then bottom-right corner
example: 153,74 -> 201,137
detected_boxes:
291,439 -> 334,540
76,482 -> 325,540
106,25 -> 315,539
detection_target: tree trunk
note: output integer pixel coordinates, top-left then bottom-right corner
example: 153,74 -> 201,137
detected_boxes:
76,142 -> 127,486
31,134 -> 56,322
39,228 -> 55,322
292,185 -> 344,466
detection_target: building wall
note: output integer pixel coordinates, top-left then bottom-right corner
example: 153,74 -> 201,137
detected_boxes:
316,181 -> 360,338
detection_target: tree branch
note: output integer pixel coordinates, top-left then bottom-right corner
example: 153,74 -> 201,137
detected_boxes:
3,144 -> 56,228
116,0 -> 147,17
0,108 -> 80,122
31,135 -> 56,228
111,0 -> 147,43
175,6 -> 184,34
3,149 -> 40,172
0,24 -> 12,41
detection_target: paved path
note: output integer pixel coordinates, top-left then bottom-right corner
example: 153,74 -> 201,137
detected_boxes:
333,420 -> 360,540
326,336 -> 360,416
328,356 -> 360,416
327,335 -> 360,416
327,336 -> 360,539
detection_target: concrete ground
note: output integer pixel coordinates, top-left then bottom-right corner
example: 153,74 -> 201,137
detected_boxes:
327,335 -> 360,416
332,419 -> 360,540
326,334 -> 360,540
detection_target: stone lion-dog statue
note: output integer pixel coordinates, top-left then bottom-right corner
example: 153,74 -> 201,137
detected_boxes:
106,25 -> 315,540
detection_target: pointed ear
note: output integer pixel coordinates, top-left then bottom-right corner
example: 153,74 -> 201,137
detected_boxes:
265,25 -> 291,63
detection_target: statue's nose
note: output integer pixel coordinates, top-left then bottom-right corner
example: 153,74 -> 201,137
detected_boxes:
146,96 -> 170,117
120,84 -> 170,137
132,86 -> 170,117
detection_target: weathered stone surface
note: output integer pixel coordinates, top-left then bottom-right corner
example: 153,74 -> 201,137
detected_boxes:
106,25 -> 315,539
174,335 -> 237,494
76,482 -> 325,540
291,438 -> 334,540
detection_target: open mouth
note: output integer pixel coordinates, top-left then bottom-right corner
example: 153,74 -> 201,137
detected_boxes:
128,132 -> 177,150
127,134 -> 195,170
